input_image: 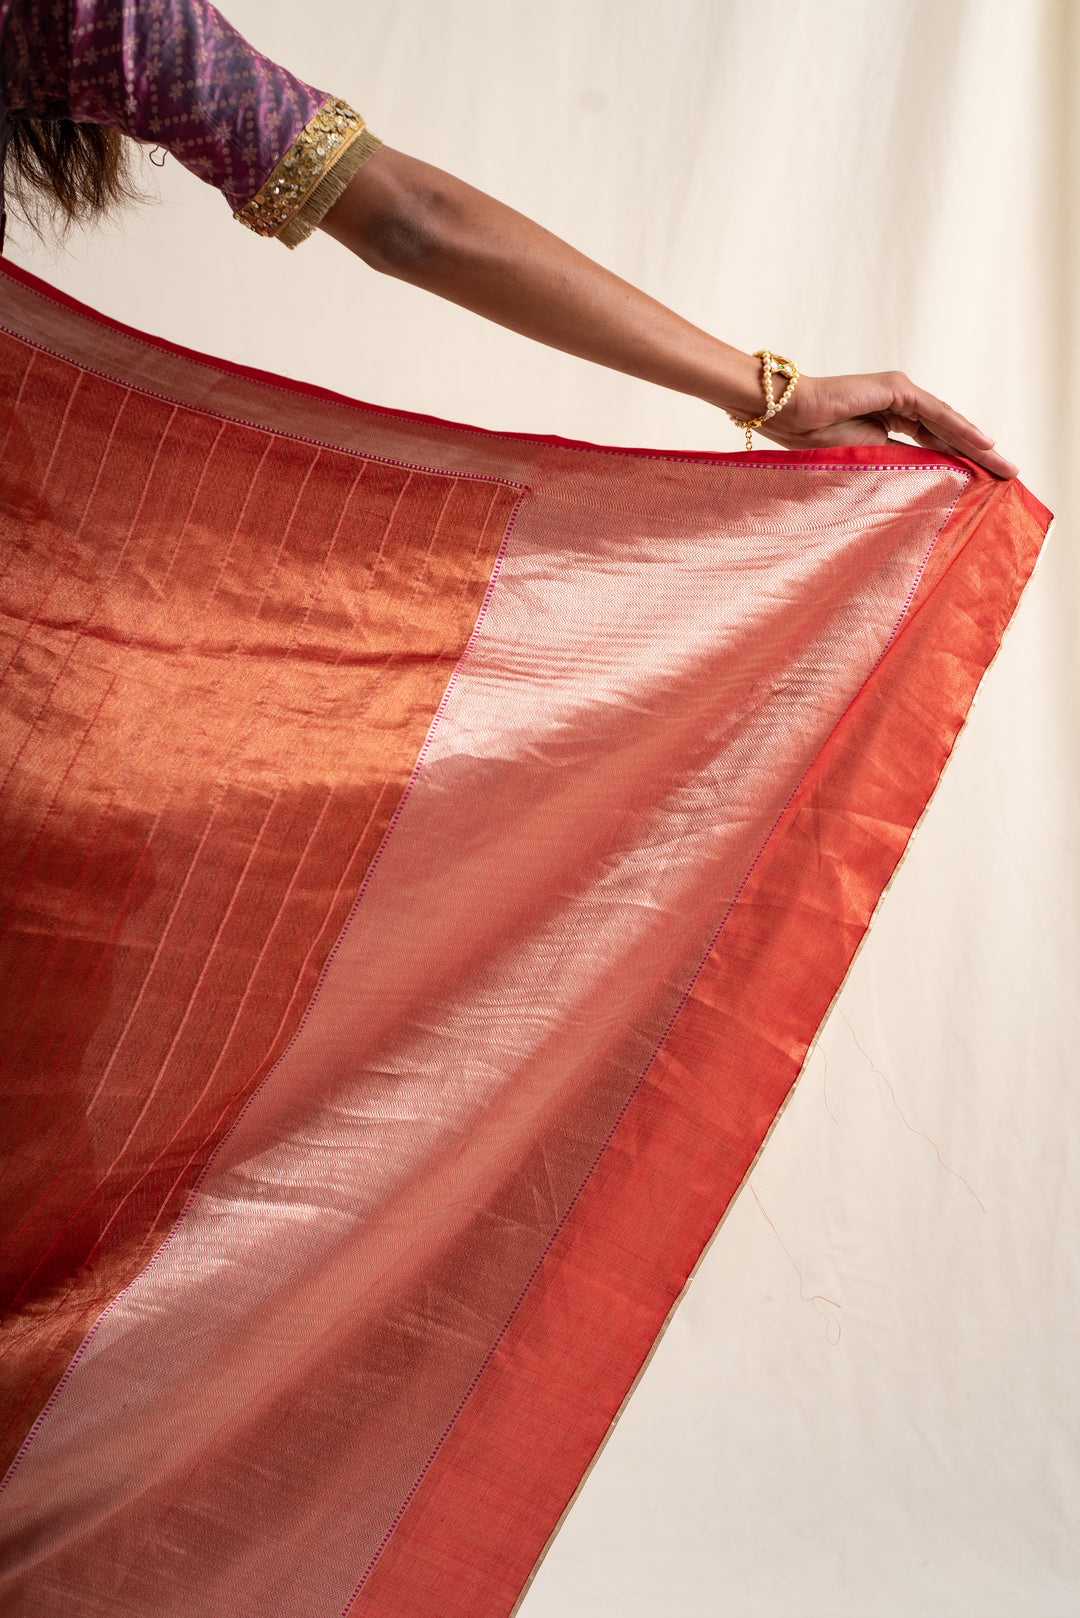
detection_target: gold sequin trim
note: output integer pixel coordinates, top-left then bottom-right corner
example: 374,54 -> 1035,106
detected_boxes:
234,99 -> 380,244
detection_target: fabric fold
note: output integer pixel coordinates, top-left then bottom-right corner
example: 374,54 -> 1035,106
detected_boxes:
0,258 -> 1051,1618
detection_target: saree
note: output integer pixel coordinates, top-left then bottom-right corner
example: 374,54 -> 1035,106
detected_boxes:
0,257 -> 1051,1617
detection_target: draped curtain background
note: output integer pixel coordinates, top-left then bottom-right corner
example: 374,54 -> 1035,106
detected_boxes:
8,2 -> 1077,1614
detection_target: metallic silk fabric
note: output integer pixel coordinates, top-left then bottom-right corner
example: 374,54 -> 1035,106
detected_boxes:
0,262 -> 1051,1618
0,267 -> 519,1477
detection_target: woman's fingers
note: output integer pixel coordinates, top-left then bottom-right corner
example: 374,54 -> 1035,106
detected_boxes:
889,415 -> 1019,479
882,378 -> 1018,479
887,376 -> 990,449
760,373 -> 1018,478
884,415 -> 954,457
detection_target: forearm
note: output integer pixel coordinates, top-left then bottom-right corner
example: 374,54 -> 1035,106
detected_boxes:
321,145 -> 1015,476
320,146 -> 765,419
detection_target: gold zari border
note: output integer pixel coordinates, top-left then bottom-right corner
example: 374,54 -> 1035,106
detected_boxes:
234,99 -> 383,249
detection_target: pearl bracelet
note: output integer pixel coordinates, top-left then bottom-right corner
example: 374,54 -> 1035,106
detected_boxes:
728,350 -> 800,451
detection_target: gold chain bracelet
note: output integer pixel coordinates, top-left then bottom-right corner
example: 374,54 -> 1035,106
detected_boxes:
727,350 -> 800,451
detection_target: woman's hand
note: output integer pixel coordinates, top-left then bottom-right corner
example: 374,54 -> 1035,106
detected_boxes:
757,372 -> 1017,479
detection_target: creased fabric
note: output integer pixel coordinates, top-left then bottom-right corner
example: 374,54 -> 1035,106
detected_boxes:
0,260 -> 1051,1618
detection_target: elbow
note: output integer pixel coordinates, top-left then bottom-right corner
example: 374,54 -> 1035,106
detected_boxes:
322,149 -> 468,281
356,186 -> 454,279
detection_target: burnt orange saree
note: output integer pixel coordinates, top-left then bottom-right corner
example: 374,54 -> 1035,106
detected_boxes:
0,258 -> 1051,1617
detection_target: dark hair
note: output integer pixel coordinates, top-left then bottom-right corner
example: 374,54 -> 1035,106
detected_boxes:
3,118 -> 141,236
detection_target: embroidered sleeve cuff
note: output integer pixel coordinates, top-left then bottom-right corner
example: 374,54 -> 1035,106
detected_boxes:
233,100 -> 383,249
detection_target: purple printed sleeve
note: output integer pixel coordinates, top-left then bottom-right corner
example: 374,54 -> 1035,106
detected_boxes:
0,0 -> 379,235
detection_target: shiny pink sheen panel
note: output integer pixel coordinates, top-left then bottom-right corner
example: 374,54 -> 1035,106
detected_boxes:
0,395 -> 966,1617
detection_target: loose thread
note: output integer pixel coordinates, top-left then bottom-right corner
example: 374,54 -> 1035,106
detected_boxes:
749,1184 -> 842,1345
840,1012 -> 986,1212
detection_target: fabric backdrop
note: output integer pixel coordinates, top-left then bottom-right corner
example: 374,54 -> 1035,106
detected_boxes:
6,2 -> 1077,1615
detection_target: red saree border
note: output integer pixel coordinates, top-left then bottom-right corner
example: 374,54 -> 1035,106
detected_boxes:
346,470 -> 1050,1618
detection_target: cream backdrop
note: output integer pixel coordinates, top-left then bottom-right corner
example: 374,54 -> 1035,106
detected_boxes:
8,2 -> 1078,1614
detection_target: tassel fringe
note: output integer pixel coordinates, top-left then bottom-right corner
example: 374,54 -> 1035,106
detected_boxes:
278,128 -> 384,249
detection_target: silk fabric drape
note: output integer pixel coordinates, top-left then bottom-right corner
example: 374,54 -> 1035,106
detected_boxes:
0,259 -> 1050,1616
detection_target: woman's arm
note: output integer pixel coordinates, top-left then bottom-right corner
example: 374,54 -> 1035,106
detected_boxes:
322,146 -> 1017,479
